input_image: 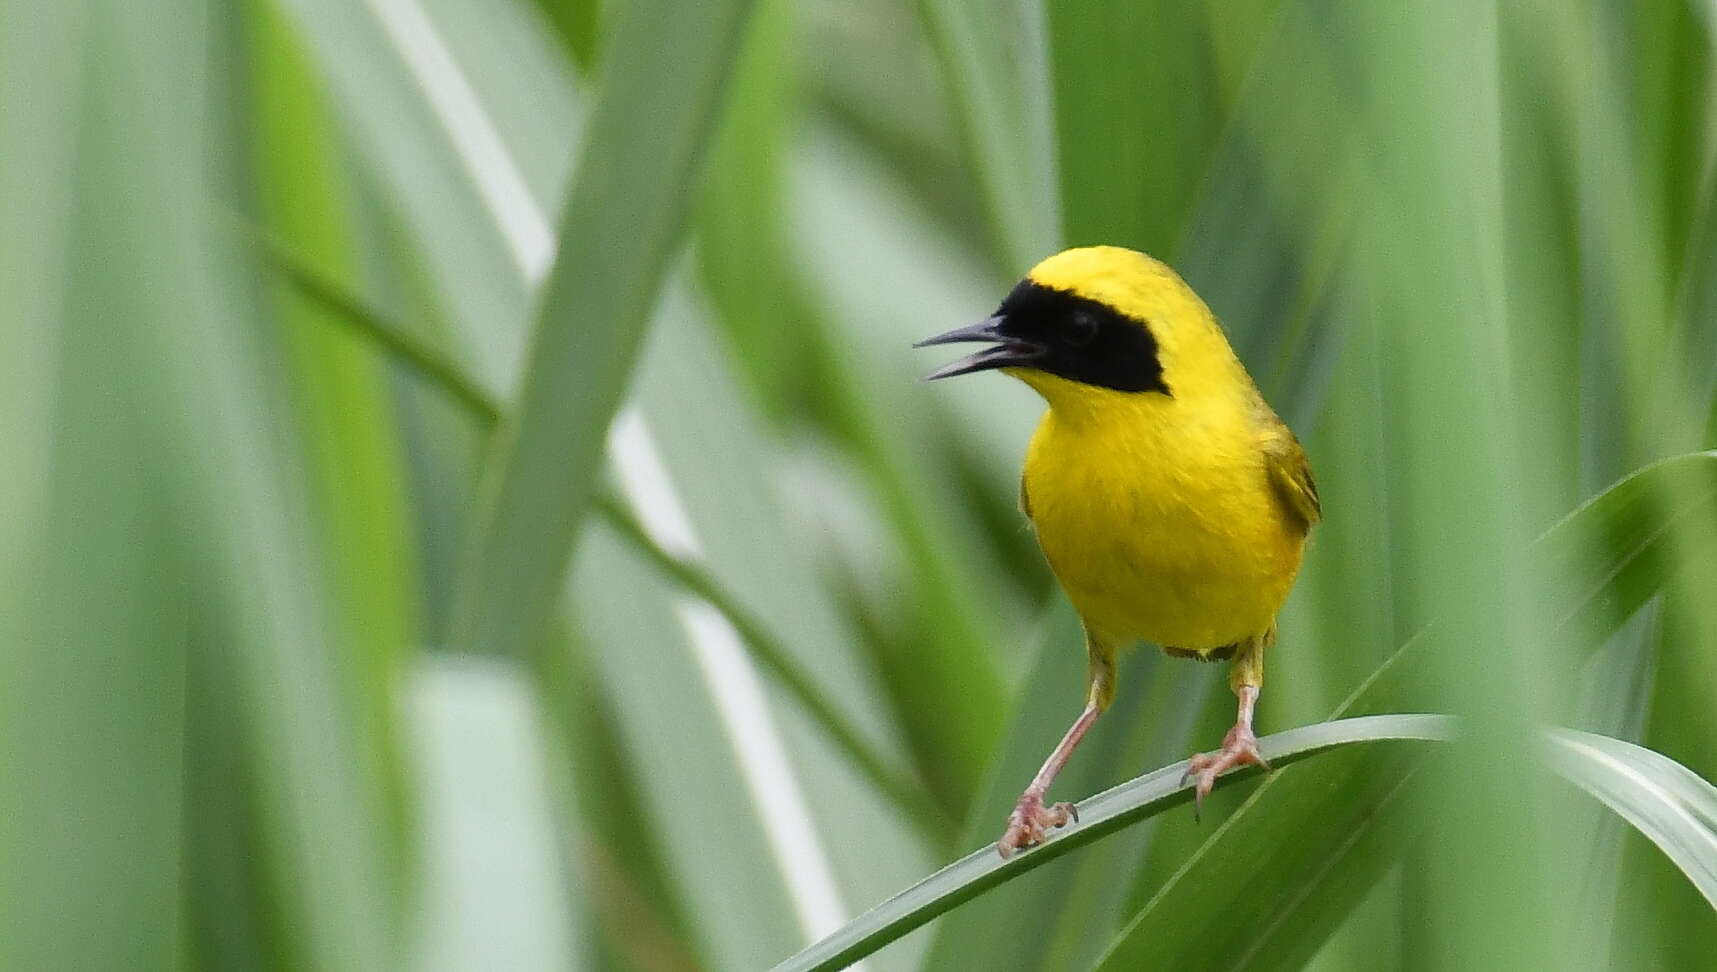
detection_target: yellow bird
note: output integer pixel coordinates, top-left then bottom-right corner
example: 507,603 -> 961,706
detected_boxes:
916,245 -> 1319,857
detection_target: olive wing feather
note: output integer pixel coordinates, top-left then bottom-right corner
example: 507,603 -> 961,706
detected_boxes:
1263,424 -> 1321,532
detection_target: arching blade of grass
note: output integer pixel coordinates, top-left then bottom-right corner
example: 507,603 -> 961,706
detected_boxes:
1089,744 -> 1441,971
915,19 -> 1362,953
916,603 -> 1213,972
769,715 -> 1456,972
1544,728 -> 1717,908
450,0 -> 759,658
1087,723 -> 1717,972
1087,452 -> 1717,970
775,450 -> 1717,970
776,712 -> 1717,972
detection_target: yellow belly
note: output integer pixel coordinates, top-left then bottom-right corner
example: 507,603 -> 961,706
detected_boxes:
1022,403 -> 1304,651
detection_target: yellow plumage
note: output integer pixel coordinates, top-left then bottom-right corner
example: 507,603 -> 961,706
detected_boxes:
916,244 -> 1318,856
1015,247 -> 1315,655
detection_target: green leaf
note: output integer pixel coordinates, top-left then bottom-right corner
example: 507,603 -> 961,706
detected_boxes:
581,288 -> 941,967
404,656 -> 582,969
1345,451 -> 1717,717
786,128 -> 1021,809
1086,724 -> 1717,972
253,235 -> 946,845
915,603 -> 1214,972
916,0 -> 1059,272
1543,728 -> 1717,909
769,715 -> 1457,972
778,713 -> 1717,972
250,225 -> 502,425
572,525 -> 809,968
1090,746 -> 1440,971
451,0 -> 760,657
1092,452 -> 1717,970
1616,574 -> 1717,964
591,493 -> 948,839
775,450 -> 1717,971
1046,0 -> 1222,256
695,0 -> 814,420
0,5 -> 189,966
272,0 -> 575,389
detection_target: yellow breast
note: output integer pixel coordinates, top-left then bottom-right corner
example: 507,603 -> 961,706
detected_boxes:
1019,379 -> 1305,651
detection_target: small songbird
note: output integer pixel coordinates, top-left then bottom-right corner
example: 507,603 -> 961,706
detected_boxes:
916,246 -> 1319,858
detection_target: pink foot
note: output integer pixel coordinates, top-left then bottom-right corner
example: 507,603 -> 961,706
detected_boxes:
997,792 -> 1077,858
1181,724 -> 1270,820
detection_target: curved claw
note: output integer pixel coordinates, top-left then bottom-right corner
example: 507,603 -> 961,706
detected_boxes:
1183,726 -> 1269,822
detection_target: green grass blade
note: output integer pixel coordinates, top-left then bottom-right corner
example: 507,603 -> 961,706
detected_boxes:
769,715 -> 1457,972
272,0 -> 568,388
57,4 -> 410,966
1046,0 -> 1224,256
591,494 -> 951,841
916,603 -> 1213,972
787,128 -> 1028,808
917,0 -> 1059,270
564,289 -> 956,957
1344,451 -> 1717,716
247,224 -> 503,425
1089,451 -> 1717,970
404,656 -> 582,968
780,447 -> 1717,970
527,0 -> 602,76
0,5 -> 187,965
779,712 -> 1717,972
1544,728 -> 1717,908
1090,747 -> 1440,971
215,9 -> 427,961
1088,724 -> 1717,972
696,0 -> 813,420
451,0 -> 759,657
246,239 -> 941,839
1613,588 -> 1717,966
572,525 -> 808,967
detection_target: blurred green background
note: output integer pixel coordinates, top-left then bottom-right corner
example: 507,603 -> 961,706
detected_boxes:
4,0 -> 1717,969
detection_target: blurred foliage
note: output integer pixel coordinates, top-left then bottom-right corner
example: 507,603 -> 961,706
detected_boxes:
3,0 -> 1717,970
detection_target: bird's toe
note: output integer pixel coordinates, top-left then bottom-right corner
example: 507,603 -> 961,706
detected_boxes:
997,794 -> 1077,858
1184,728 -> 1271,821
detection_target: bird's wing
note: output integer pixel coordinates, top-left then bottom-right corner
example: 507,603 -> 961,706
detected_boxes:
1261,419 -> 1321,532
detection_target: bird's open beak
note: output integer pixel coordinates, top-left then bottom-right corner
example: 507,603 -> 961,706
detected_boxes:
914,314 -> 1043,380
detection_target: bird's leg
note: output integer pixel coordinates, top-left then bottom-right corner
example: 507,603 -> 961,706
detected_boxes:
1183,636 -> 1271,820
998,644 -> 1114,858
997,704 -> 1094,858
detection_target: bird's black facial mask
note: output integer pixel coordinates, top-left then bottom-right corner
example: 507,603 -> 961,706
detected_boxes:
915,280 -> 1170,394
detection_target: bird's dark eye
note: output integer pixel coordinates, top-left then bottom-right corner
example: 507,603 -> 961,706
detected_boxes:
1065,311 -> 1099,348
